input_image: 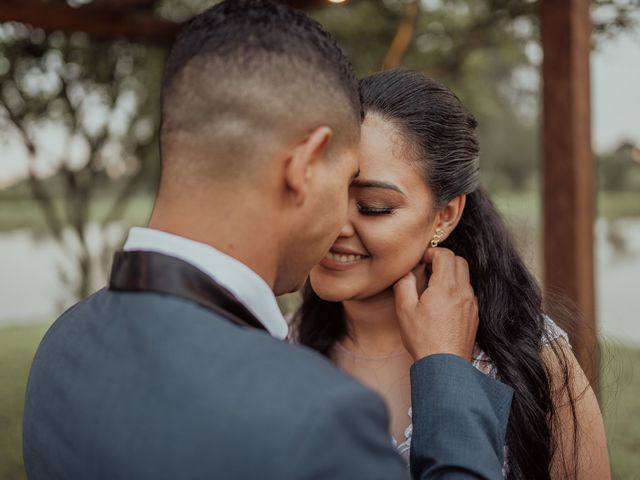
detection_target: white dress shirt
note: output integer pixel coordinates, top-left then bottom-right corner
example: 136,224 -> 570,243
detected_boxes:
123,227 -> 288,339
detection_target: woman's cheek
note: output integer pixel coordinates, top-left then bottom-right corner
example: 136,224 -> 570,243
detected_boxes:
369,245 -> 424,290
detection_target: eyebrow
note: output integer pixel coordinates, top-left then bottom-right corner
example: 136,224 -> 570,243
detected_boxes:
350,179 -> 405,195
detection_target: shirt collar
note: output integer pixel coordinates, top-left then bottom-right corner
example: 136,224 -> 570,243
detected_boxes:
122,227 -> 288,339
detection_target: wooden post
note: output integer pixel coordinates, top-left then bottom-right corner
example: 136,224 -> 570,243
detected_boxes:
540,0 -> 598,392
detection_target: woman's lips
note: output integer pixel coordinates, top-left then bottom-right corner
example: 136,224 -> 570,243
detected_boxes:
328,244 -> 368,257
319,251 -> 369,271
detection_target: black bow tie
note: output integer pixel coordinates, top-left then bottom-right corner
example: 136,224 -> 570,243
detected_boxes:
109,250 -> 268,333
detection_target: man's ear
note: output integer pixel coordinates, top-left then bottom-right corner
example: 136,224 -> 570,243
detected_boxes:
283,126 -> 332,206
433,194 -> 466,241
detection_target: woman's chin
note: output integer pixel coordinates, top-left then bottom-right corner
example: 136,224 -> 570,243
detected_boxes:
309,276 -> 359,303
312,287 -> 352,303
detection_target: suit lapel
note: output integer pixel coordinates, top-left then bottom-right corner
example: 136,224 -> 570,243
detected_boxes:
109,250 -> 268,333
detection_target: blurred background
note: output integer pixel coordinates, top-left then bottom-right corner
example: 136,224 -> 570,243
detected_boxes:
0,0 -> 638,478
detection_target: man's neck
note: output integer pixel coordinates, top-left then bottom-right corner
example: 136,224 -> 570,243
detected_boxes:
148,202 -> 280,290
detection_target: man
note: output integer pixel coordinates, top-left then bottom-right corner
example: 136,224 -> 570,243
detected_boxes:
23,1 -> 512,478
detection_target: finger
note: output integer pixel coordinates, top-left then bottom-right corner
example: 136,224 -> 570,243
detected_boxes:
423,247 -> 455,270
454,256 -> 470,285
411,263 -> 426,276
394,272 -> 418,317
423,248 -> 456,286
411,263 -> 429,296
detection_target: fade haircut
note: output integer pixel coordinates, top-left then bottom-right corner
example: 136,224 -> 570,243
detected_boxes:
159,0 -> 361,184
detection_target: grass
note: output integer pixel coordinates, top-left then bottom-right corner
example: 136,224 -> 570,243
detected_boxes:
601,343 -> 640,480
598,191 -> 640,219
0,192 -> 154,232
0,189 -> 638,232
492,189 -> 640,221
0,323 -> 638,479
0,323 -> 49,480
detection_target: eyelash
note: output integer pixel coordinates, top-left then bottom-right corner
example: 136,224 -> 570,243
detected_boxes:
357,204 -> 395,216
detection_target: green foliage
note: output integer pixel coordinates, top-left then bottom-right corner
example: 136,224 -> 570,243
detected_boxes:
598,190 -> 640,218
0,323 -> 49,480
3,0 -> 639,197
0,25 -> 164,191
0,0 -> 638,298
309,0 -> 542,190
600,342 -> 640,479
598,143 -> 640,191
0,25 -> 165,298
0,186 -> 154,231
309,0 -> 639,191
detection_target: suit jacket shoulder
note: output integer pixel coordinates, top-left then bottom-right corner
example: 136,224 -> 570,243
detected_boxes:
24,289 -> 407,479
25,289 -> 513,480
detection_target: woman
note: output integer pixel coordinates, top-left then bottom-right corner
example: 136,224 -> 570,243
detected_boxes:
292,70 -> 609,479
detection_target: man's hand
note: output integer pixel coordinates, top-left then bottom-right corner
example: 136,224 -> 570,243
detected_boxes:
393,247 -> 478,362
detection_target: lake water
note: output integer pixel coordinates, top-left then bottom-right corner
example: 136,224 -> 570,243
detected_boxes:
1,220 -> 639,345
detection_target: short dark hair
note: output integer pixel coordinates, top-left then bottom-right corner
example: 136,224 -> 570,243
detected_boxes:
160,0 -> 361,181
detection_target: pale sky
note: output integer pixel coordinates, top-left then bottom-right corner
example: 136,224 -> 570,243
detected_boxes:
592,26 -> 640,152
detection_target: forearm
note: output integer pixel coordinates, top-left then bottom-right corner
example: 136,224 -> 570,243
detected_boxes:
409,354 -> 513,480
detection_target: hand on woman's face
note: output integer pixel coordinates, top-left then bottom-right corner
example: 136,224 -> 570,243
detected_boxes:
309,114 -> 438,302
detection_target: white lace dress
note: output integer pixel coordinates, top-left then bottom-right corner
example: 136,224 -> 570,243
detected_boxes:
390,316 -> 569,470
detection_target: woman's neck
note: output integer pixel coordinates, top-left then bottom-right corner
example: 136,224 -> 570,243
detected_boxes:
341,289 -> 407,357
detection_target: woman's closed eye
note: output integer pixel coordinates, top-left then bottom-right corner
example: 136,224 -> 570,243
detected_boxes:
357,203 -> 395,215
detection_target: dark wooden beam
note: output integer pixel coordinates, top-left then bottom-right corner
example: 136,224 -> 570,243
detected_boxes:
540,0 -> 598,390
279,0 -> 340,8
0,0 -> 341,44
0,0 -> 180,44
90,0 -> 158,11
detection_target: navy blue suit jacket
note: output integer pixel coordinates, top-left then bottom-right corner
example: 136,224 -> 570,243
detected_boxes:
23,253 -> 512,479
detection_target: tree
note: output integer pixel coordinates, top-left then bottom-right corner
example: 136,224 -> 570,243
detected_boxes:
309,0 -> 639,190
598,141 -> 640,191
0,0 -> 637,303
0,24 -> 164,300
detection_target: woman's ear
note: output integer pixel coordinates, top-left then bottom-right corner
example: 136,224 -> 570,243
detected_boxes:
433,194 -> 466,242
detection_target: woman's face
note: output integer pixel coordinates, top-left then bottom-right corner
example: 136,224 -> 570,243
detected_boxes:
309,113 -> 438,302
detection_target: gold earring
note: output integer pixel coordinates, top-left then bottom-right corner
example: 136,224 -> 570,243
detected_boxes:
431,228 -> 445,248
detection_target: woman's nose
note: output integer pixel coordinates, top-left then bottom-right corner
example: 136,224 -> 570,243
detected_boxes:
339,222 -> 355,237
339,206 -> 357,237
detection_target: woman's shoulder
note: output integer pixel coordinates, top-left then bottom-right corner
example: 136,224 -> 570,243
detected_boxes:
541,315 -> 571,347
471,316 -> 570,378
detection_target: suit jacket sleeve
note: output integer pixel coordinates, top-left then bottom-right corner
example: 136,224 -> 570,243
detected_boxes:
289,354 -> 512,480
289,382 -> 411,479
409,354 -> 514,479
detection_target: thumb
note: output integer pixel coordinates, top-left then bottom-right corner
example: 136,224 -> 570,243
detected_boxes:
394,272 -> 418,317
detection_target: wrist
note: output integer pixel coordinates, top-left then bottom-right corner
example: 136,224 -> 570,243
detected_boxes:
411,349 -> 471,363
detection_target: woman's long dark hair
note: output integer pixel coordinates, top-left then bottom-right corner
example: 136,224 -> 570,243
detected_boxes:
293,69 -> 578,479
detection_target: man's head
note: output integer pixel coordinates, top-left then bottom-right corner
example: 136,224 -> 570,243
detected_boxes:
155,0 -> 361,294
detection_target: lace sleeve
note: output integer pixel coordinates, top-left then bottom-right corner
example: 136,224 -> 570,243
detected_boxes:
284,312 -> 298,344
541,316 -> 570,347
